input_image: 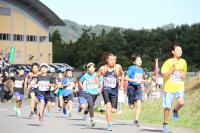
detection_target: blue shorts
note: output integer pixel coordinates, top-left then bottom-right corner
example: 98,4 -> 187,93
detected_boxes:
78,96 -> 87,105
14,92 -> 24,101
37,91 -> 51,104
127,85 -> 143,105
162,91 -> 184,108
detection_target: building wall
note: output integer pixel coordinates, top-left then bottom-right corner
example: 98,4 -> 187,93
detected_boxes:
0,2 -> 52,64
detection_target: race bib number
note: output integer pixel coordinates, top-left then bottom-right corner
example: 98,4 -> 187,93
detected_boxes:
133,73 -> 143,83
14,80 -> 23,88
86,79 -> 98,90
103,77 -> 117,88
170,71 -> 183,82
38,81 -> 49,91
30,78 -> 37,88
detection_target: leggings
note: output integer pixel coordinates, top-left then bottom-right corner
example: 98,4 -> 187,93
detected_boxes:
85,94 -> 98,118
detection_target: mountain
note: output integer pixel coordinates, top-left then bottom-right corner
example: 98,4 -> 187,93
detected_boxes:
49,19 -> 114,42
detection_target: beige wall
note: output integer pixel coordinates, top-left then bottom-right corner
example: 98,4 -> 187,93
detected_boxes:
0,2 -> 52,64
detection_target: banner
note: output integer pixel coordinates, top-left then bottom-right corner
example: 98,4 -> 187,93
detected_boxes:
9,45 -> 16,64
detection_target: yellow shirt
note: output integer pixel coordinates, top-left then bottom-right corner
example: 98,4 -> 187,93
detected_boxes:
161,58 -> 187,93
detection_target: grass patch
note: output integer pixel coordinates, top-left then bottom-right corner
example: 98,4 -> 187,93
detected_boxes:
95,75 -> 200,129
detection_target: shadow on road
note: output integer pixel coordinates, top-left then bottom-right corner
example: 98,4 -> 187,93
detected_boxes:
113,123 -> 132,126
81,127 -> 106,131
6,114 -> 17,117
21,116 -> 31,120
68,118 -> 85,121
140,128 -> 163,132
26,124 -> 42,127
69,123 -> 87,127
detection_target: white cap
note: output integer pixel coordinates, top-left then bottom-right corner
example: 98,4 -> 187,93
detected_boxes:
40,63 -> 48,69
87,62 -> 95,68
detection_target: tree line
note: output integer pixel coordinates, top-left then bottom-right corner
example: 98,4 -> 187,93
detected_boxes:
50,23 -> 200,72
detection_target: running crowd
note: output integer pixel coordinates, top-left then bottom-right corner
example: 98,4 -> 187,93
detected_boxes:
0,44 -> 187,133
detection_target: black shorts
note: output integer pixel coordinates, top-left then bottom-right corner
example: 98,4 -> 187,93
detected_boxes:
50,91 -> 56,102
63,94 -> 73,103
102,90 -> 118,109
29,88 -> 38,95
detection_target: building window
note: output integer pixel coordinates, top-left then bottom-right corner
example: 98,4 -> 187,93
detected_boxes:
0,33 -> 10,41
39,36 -> 47,42
14,34 -> 24,41
0,7 -> 11,16
0,33 -> 47,42
27,35 -> 37,42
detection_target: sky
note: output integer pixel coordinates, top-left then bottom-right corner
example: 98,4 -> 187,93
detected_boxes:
40,0 -> 200,29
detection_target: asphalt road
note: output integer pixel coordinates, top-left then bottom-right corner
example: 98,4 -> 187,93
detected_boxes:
0,99 -> 199,133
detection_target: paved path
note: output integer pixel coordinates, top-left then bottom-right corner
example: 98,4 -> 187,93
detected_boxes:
0,100 -> 199,133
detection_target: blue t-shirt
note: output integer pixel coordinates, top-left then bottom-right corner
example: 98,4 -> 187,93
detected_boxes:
127,65 -> 144,86
61,77 -> 74,96
80,72 -> 103,95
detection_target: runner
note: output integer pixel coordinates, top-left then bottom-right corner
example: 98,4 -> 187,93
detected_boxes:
48,74 -> 57,116
25,62 -> 40,118
125,54 -> 146,127
11,67 -> 26,116
37,63 -> 56,122
56,71 -> 65,111
79,63 -> 103,127
161,44 -> 187,133
76,66 -> 88,120
96,53 -> 124,131
61,69 -> 75,118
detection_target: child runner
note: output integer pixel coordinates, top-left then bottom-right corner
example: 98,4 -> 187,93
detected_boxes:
56,71 -> 65,111
37,63 -> 56,122
61,69 -> 75,118
12,67 -> 26,116
161,44 -> 187,133
76,67 -> 88,120
48,75 -> 57,116
79,63 -> 103,127
125,54 -> 145,127
25,62 -> 40,118
96,53 -> 124,131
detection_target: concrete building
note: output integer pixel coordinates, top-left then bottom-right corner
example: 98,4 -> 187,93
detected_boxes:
0,0 -> 65,64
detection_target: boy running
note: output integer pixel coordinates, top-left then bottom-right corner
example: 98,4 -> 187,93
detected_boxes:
76,68 -> 88,120
37,63 -> 56,122
12,67 -> 26,116
125,54 -> 145,127
56,71 -> 65,111
25,62 -> 40,118
61,69 -> 75,118
96,53 -> 124,131
161,44 -> 187,133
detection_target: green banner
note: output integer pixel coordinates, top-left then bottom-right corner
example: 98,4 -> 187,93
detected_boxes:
9,45 -> 16,64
